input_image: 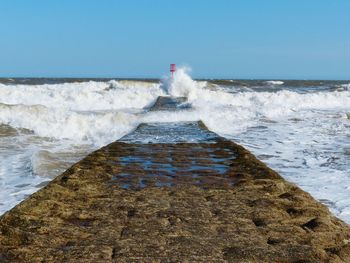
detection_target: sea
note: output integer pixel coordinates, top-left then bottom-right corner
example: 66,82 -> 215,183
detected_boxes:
0,68 -> 349,223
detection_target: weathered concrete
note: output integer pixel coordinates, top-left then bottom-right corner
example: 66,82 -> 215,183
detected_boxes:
1,124 -> 350,262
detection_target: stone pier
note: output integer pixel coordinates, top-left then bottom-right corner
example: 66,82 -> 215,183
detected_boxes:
1,120 -> 350,262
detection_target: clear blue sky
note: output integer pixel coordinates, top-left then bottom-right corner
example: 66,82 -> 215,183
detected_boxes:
0,0 -> 349,79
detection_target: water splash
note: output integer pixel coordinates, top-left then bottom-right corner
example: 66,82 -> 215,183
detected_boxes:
160,67 -> 207,98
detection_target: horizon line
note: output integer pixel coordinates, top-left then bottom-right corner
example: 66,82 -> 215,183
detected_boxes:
1,76 -> 350,82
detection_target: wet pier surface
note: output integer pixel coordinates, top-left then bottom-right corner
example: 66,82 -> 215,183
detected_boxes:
108,142 -> 235,189
114,121 -> 236,189
1,97 -> 350,262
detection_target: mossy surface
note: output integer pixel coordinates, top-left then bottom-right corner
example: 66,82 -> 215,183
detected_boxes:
1,137 -> 350,262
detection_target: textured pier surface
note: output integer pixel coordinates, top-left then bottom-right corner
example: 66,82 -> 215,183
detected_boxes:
1,121 -> 350,262
0,91 -> 350,263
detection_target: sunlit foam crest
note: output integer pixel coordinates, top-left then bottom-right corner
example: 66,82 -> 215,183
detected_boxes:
160,66 -> 207,98
0,80 -> 163,111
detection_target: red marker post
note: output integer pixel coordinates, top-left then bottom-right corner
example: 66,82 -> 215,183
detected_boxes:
170,64 -> 176,78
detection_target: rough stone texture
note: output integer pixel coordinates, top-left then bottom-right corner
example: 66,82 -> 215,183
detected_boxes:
1,138 -> 350,262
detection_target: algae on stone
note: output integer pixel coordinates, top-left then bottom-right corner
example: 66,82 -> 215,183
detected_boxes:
1,137 -> 350,262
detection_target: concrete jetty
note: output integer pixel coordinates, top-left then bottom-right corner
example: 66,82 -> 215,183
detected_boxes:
1,98 -> 350,262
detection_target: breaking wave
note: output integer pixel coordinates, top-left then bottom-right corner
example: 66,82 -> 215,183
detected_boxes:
1,68 -> 350,223
340,83 -> 350,91
156,67 -> 350,136
0,80 -> 163,111
0,102 -> 139,145
0,80 -> 166,145
0,70 -> 349,144
264,80 -> 284,85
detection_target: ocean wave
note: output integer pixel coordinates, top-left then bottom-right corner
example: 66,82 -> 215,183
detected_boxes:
264,80 -> 284,85
1,69 -> 350,223
160,67 -> 208,98
152,68 -> 350,137
0,72 -> 349,145
0,102 -> 138,145
0,80 -> 163,111
340,83 -> 350,90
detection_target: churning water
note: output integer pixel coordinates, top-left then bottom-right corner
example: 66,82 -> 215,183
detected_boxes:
0,69 -> 349,222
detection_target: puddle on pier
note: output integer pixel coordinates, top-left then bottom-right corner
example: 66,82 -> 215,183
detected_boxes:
110,96 -> 237,189
108,141 -> 236,189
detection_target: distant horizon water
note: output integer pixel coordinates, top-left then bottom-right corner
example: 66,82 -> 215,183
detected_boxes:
1,76 -> 350,81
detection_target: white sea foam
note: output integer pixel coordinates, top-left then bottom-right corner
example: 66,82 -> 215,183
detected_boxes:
264,80 -> 284,85
0,80 -> 164,214
157,68 -> 350,137
0,102 -> 139,145
161,67 -> 207,98
2,72 -> 347,145
0,80 -> 165,145
1,71 -> 350,223
340,83 -> 350,91
154,69 -> 350,223
0,80 -> 162,111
